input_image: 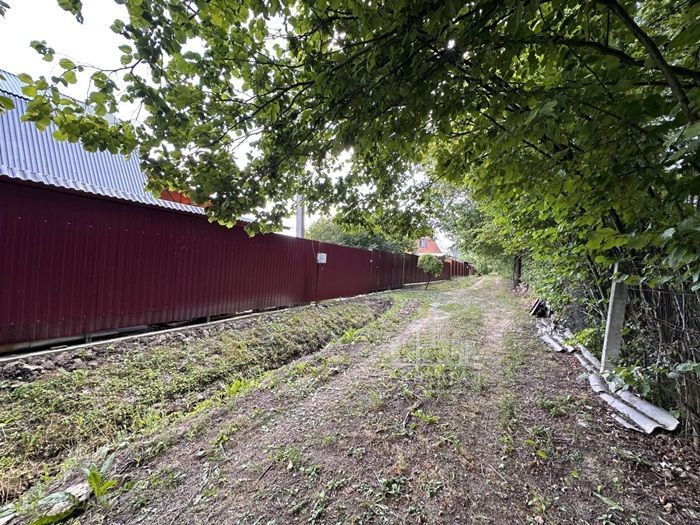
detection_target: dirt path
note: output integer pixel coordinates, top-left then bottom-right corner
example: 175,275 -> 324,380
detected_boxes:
65,277 -> 700,524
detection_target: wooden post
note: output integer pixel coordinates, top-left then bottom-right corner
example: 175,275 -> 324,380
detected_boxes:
601,265 -> 628,371
512,255 -> 522,288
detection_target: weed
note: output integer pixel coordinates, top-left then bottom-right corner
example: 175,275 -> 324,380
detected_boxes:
474,373 -> 487,393
347,446 -> 366,458
537,395 -> 574,417
308,476 -> 350,523
568,450 -> 584,463
498,395 -> 518,456
594,492 -> 624,512
211,423 -> 238,449
501,333 -> 526,378
397,341 -> 472,395
134,439 -> 170,466
499,433 -> 515,456
271,446 -> 319,479
438,430 -> 461,448
411,409 -> 439,425
524,425 -> 553,461
393,452 -> 407,475
82,454 -> 116,503
378,476 -> 406,499
147,468 -> 186,490
368,389 -> 386,410
421,480 -> 444,498
223,377 -> 259,398
527,490 -> 553,514
339,328 -> 357,344
498,395 -> 516,428
84,465 -> 117,503
609,447 -> 652,468
308,489 -> 329,523
321,434 -> 336,446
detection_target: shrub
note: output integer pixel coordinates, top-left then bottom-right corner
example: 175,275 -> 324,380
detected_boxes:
417,254 -> 443,289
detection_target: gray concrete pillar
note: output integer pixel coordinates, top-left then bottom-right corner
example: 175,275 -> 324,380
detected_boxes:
601,271 -> 628,371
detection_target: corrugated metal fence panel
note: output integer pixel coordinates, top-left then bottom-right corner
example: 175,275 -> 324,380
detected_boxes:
403,254 -> 418,284
391,253 -> 404,289
0,181 -> 453,346
440,263 -> 451,281
376,250 -> 394,292
315,242 -> 373,301
450,260 -> 469,277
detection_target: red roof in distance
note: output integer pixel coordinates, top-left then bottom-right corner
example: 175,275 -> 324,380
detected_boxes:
415,237 -> 445,256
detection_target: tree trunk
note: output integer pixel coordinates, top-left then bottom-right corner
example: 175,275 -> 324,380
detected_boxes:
512,255 -> 522,288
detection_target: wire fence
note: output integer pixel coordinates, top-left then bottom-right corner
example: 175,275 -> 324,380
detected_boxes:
622,285 -> 700,446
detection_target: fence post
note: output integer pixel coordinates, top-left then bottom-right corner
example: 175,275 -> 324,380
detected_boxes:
401,254 -> 406,288
601,263 -> 628,371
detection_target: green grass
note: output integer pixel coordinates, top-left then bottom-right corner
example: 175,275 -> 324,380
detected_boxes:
0,299 -> 387,503
396,341 -> 473,395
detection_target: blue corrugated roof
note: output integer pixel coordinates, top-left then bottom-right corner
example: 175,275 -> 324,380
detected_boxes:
0,69 -> 27,99
0,69 -> 202,214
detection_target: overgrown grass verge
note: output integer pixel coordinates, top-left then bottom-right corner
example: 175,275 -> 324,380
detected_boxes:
263,294 -> 423,400
0,298 -> 389,503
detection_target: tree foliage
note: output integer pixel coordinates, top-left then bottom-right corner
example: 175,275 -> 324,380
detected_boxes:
430,185 -> 510,270
306,216 -> 413,252
1,0 -> 698,288
417,253 -> 443,288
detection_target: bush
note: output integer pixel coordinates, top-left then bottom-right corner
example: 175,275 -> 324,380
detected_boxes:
417,254 -> 443,289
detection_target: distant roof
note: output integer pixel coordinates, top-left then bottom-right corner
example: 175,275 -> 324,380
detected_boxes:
0,69 -> 202,214
416,236 -> 447,256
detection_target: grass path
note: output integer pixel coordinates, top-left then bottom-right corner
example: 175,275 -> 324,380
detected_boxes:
18,276 -> 700,524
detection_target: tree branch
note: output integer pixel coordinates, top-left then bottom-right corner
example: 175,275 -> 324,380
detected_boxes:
596,0 -> 698,122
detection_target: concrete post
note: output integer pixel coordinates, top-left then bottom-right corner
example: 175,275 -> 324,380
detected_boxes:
295,195 -> 305,238
601,266 -> 628,371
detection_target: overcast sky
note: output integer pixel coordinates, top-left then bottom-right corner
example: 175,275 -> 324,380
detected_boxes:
0,1 -> 127,98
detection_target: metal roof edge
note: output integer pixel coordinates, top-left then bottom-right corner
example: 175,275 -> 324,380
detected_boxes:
0,165 -> 204,215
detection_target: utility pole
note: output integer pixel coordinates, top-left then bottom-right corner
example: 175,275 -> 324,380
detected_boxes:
295,194 -> 305,238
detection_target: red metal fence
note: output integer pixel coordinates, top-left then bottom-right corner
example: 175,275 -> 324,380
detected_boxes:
448,259 -> 473,278
0,181 -> 468,349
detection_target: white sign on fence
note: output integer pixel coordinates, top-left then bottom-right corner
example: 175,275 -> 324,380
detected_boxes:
316,252 -> 327,264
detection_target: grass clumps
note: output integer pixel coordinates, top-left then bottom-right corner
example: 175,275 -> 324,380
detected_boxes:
0,298 -> 389,503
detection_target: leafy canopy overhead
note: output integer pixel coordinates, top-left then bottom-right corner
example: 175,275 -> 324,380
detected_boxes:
3,0 -> 699,285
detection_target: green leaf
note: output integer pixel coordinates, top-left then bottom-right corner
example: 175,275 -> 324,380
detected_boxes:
63,70 -> 77,84
680,121 -> 700,140
58,57 -> 76,70
0,95 -> 14,111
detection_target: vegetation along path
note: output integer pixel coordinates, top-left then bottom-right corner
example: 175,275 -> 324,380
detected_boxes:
9,277 -> 700,524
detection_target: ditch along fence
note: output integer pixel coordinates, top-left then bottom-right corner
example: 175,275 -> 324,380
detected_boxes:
0,180 -> 472,351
